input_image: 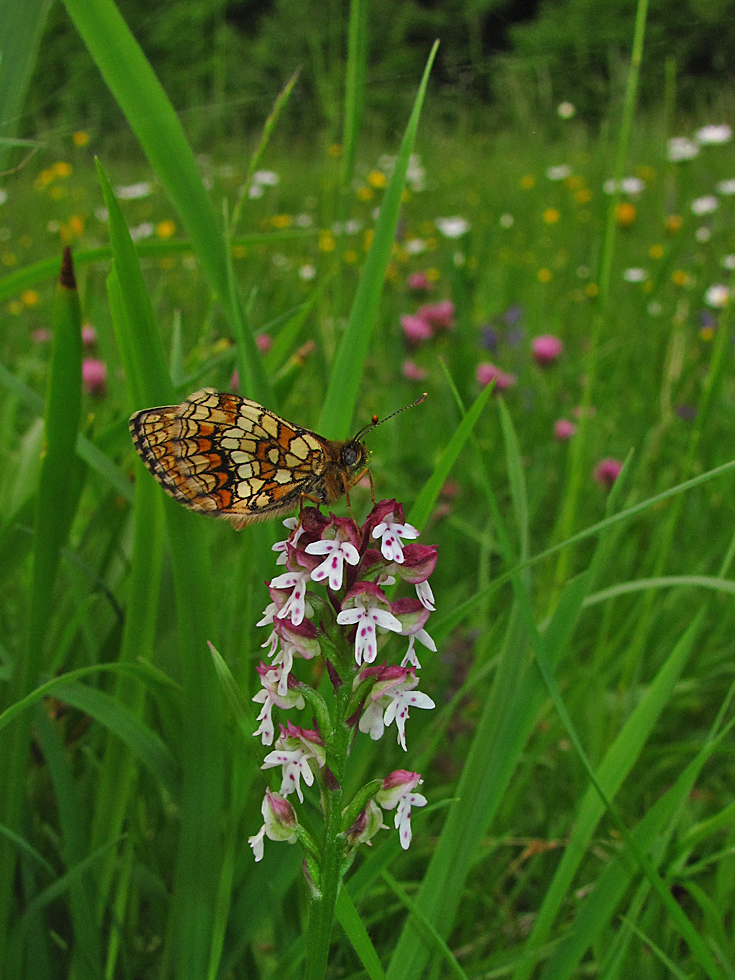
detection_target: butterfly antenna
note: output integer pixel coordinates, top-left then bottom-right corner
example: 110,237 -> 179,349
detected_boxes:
353,392 -> 428,441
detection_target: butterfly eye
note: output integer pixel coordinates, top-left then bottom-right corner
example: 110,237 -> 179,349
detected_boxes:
342,444 -> 360,468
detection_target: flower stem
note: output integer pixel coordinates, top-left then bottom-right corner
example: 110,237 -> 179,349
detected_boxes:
303,667 -> 352,980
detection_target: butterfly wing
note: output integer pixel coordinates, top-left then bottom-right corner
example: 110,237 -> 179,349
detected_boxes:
129,388 -> 329,527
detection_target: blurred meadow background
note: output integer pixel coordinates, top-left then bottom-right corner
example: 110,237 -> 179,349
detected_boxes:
2,0 -> 735,978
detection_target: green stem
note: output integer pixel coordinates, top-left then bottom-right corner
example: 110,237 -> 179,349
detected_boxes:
304,665 -> 352,980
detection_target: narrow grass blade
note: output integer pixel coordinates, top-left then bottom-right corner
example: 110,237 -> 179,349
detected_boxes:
0,248 -> 83,966
63,0 -> 270,400
318,41 -> 439,438
513,611 -> 704,980
336,889 -> 387,980
407,379 -> 493,530
98,158 -> 225,980
52,682 -> 179,794
540,710 -> 735,980
497,397 -> 529,560
341,0 -> 368,188
0,0 -> 51,172
33,707 -> 101,979
0,362 -> 133,503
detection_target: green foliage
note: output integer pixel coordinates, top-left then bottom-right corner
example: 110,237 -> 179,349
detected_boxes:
17,0 -> 735,148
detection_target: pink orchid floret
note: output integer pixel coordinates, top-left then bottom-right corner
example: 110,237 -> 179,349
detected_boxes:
305,518 -> 361,591
376,770 -> 427,850
262,722 -> 326,803
248,789 -> 298,862
337,582 -> 402,665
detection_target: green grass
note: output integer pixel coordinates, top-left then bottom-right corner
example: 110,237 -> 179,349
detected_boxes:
2,2 -> 735,977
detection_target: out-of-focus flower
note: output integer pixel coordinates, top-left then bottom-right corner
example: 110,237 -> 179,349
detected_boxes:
416,299 -> 454,330
623,268 -> 648,282
557,101 -> 575,119
73,131 -> 89,147
691,196 -> 718,216
717,179 -> 735,196
256,333 -> 272,353
22,290 -> 39,307
547,165 -> 571,181
594,458 -> 622,489
667,137 -> 699,162
665,215 -> 683,233
402,360 -> 428,381
614,202 -> 637,226
435,216 -> 470,238
695,124 -> 732,145
532,334 -> 564,365
0,189 -> 7,206
407,271 -> 432,292
543,208 -> 560,224
554,419 -> 576,440
82,358 -> 107,396
696,227 -> 712,243
81,324 -> 97,346
499,213 -> 514,228
476,362 -> 516,390
704,284 -> 730,309
32,329 -> 51,343
299,264 -> 316,281
115,181 -> 153,200
721,255 -> 735,271
156,219 -> 176,239
401,313 -> 432,344
129,222 -> 154,241
604,177 -> 644,195
405,238 -> 427,255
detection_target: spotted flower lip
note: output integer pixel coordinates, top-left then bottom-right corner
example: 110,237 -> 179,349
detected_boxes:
337,582 -> 403,666
371,511 -> 419,564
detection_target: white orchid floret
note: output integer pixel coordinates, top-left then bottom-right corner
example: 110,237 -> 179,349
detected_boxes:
252,663 -> 305,745
401,628 -> 436,670
306,526 -> 360,591
248,789 -> 298,862
262,723 -> 326,803
357,665 -> 435,750
272,517 -> 304,565
376,770 -> 427,850
270,569 -> 311,626
337,583 -> 402,666
371,511 -> 419,564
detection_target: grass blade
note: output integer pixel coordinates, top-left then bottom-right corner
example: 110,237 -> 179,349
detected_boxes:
318,41 -> 439,438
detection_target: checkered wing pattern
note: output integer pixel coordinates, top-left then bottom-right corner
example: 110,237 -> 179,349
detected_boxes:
129,388 -> 329,528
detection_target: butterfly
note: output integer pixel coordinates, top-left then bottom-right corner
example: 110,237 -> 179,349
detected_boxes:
129,388 -> 425,529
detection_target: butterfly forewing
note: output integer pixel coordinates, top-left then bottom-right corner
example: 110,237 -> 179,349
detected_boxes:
130,388 -> 331,527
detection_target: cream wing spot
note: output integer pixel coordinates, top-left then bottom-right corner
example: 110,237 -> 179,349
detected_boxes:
261,413 -> 279,437
289,436 -> 310,459
268,447 -> 280,464
275,469 -> 292,484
